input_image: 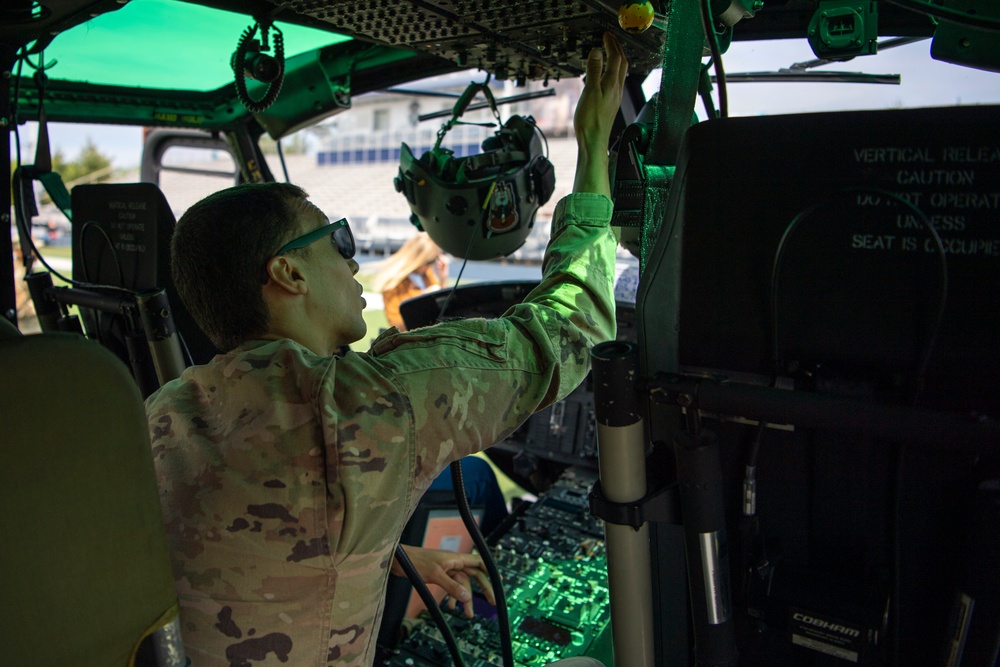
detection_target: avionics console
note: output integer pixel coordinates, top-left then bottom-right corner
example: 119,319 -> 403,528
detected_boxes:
382,468 -> 612,667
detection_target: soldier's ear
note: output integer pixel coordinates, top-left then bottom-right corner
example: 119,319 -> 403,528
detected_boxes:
264,255 -> 308,295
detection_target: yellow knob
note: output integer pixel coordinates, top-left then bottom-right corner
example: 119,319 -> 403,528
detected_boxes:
618,2 -> 655,34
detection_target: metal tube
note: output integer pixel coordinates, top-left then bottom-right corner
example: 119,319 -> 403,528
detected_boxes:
151,614 -> 188,667
125,329 -> 160,399
592,341 -> 655,667
45,285 -> 134,314
0,48 -> 15,325
137,289 -> 186,386
25,272 -> 60,332
674,430 -> 738,666
652,375 -> 1000,452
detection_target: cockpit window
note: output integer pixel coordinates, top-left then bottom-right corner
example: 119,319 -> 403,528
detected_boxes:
643,38 -> 1000,117
30,0 -> 349,92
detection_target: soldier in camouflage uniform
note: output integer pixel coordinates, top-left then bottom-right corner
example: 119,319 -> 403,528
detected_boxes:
146,33 -> 628,667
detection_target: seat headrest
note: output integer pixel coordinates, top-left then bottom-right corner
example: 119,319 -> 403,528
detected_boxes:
70,183 -> 176,290
0,316 -> 22,339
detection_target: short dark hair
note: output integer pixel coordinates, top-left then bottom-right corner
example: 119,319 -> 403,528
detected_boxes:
171,182 -> 309,352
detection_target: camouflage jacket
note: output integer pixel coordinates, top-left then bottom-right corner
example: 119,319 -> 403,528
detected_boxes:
146,193 -> 617,667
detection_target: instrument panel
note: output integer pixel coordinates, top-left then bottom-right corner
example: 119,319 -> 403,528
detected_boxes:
383,469 -> 612,666
267,0 -> 666,82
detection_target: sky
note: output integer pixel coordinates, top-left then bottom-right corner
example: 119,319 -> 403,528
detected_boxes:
13,37 -> 1000,171
676,37 -> 1000,116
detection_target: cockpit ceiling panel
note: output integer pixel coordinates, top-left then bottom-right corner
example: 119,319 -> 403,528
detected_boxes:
265,0 -> 667,81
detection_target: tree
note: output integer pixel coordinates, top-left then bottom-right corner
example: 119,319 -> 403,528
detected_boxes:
258,133 -> 306,155
51,138 -> 113,185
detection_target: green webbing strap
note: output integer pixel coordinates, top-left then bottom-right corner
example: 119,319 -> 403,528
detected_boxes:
639,0 -> 706,270
37,169 -> 73,221
463,148 -> 530,174
31,77 -> 73,220
434,79 -> 500,150
647,0 -> 706,167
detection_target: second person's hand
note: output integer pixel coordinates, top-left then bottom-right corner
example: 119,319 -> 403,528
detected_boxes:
393,545 -> 496,618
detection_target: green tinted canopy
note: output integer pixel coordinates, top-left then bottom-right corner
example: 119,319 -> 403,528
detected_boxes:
10,0 -> 454,133
37,0 -> 350,92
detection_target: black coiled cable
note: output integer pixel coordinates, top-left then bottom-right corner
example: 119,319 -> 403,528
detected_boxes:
233,23 -> 285,114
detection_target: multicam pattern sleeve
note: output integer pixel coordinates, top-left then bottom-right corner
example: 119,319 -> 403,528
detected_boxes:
146,193 -> 617,667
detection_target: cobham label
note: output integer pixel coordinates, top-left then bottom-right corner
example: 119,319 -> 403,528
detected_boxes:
789,607 -> 866,663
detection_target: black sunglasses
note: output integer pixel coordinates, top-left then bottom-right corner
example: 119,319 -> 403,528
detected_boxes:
276,218 -> 356,259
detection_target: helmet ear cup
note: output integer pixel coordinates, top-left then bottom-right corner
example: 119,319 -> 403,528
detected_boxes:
420,148 -> 454,178
530,157 -> 556,205
481,134 -> 503,152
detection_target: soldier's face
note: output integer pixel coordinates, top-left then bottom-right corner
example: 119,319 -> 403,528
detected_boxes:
296,203 -> 368,349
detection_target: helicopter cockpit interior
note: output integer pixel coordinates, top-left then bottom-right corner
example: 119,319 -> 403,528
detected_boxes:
2,1 -> 998,666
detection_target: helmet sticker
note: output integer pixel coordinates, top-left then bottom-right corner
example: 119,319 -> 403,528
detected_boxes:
488,181 -> 519,234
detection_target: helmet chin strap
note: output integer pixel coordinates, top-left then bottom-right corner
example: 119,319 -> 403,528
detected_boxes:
433,75 -> 501,152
